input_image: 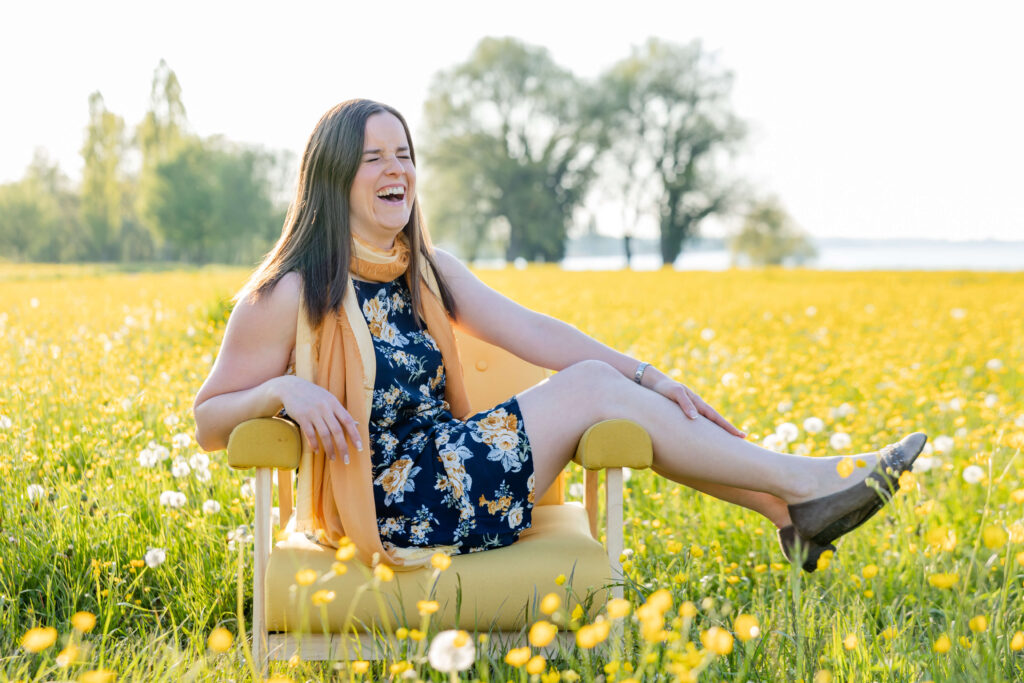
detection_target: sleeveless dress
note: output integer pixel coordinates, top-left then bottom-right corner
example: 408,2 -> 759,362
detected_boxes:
351,277 -> 535,554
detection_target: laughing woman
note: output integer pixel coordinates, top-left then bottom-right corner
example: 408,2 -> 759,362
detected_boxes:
192,99 -> 925,572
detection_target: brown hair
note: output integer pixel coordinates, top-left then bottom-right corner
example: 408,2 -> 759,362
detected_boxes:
240,99 -> 456,330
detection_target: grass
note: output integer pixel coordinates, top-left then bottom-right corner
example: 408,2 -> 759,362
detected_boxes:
1,265 -> 1022,681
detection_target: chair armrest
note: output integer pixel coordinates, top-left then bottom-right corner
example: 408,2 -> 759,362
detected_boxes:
573,419 -> 652,470
227,417 -> 302,470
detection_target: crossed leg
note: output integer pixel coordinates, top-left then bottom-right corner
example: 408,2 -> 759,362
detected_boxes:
516,360 -> 877,529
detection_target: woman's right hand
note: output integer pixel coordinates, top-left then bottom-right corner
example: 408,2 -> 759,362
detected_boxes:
274,375 -> 362,463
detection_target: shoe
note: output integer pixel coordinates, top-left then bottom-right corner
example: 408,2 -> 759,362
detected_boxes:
777,525 -> 837,573
788,432 -> 928,547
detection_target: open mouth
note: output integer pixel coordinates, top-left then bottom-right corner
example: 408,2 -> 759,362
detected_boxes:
376,186 -> 406,204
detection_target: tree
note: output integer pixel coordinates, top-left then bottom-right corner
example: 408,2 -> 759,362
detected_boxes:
0,151 -> 82,261
80,92 -> 128,260
729,197 -> 817,266
598,39 -> 746,265
149,138 -> 282,264
421,37 -> 602,262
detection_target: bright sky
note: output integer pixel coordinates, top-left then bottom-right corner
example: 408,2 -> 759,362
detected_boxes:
2,0 -> 1022,241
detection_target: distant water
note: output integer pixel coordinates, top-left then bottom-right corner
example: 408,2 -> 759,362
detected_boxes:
552,242 -> 1024,271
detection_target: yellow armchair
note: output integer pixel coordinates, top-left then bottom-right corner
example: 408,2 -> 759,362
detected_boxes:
228,332 -> 653,664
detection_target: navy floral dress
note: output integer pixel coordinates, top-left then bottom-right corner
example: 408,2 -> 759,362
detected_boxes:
352,277 -> 535,554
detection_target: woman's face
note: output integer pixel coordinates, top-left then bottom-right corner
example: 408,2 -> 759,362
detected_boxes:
349,112 -> 416,249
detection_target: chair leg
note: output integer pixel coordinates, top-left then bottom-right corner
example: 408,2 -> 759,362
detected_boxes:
253,468 -> 273,673
605,468 -> 624,601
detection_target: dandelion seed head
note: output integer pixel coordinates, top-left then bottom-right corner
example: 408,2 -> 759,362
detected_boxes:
428,629 -> 475,672
829,432 -> 852,451
144,547 -> 166,568
803,416 -> 825,434
962,465 -> 985,484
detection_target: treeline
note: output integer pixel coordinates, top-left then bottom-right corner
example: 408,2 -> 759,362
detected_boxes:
0,40 -> 814,266
0,61 -> 289,264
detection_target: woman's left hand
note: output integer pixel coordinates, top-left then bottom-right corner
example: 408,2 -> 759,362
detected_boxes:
649,376 -> 747,438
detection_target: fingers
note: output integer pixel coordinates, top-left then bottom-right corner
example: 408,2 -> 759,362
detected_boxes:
673,386 -> 700,420
688,391 -> 747,438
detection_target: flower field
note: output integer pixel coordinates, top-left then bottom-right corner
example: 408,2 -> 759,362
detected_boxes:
1,264 -> 1022,682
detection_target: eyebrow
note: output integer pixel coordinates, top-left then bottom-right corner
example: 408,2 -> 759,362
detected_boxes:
362,146 -> 410,155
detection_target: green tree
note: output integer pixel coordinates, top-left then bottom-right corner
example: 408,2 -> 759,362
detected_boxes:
80,92 -> 128,260
149,138 -> 282,264
729,197 -> 817,266
599,39 -> 746,265
421,37 -> 601,262
0,152 -> 82,261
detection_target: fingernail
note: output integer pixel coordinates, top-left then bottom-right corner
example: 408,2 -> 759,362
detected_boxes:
344,453 -> 350,465
689,411 -> 698,419
357,441 -> 364,451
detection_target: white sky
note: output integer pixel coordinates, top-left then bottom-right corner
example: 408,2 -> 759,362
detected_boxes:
2,0 -> 1022,241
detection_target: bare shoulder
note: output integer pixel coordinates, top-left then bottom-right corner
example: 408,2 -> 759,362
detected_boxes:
234,271 -> 301,333
432,247 -> 472,281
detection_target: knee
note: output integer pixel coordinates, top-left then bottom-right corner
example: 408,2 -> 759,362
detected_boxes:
557,359 -> 624,389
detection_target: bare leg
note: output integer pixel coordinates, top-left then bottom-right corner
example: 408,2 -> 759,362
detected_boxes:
517,360 -> 878,512
671,476 -> 792,529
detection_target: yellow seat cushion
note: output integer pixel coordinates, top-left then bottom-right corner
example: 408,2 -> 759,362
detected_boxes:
266,504 -> 610,632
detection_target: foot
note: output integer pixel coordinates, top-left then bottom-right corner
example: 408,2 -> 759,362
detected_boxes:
777,525 -> 837,573
787,432 -> 927,546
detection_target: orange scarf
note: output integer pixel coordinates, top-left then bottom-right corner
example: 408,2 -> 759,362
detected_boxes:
298,233 -> 470,567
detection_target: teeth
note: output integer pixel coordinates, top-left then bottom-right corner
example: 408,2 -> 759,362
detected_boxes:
377,186 -> 404,198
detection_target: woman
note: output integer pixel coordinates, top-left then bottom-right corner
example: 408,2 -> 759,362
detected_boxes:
193,99 -> 925,572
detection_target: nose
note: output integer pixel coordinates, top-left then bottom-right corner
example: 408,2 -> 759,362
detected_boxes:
383,154 -> 404,175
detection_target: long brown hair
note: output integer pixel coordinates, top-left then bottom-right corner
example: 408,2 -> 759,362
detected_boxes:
240,99 -> 456,330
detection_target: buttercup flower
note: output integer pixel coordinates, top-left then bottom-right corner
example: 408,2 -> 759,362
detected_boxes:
21,626 -> 57,652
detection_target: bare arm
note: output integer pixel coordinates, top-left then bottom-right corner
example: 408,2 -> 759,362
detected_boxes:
434,249 -> 744,437
192,272 -> 361,457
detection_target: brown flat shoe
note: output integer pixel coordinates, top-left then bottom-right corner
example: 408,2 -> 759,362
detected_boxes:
777,525 -> 837,573
788,432 -> 927,547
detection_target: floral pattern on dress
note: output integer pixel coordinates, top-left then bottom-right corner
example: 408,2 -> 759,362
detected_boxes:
353,277 -> 534,554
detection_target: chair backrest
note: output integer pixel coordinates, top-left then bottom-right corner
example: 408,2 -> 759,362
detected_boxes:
454,331 -> 563,506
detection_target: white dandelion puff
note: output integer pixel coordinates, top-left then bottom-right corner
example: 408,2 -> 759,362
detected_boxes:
163,415 -> 180,428
0,415 -> 12,430
933,436 -> 954,455
700,328 -> 715,341
144,547 -> 166,568
829,432 -> 852,451
777,400 -> 793,414
159,490 -> 187,509
762,434 -> 786,452
171,432 -> 192,449
171,458 -> 191,478
137,448 -> 159,468
985,358 -> 1003,371
27,484 -> 46,502
568,482 -> 584,500
427,629 -> 476,673
950,308 -> 967,320
720,372 -> 738,387
984,393 -> 998,408
803,417 -> 825,434
912,456 -> 936,474
962,465 -> 985,484
193,467 -> 211,483
202,500 -> 222,515
240,478 -> 255,500
188,452 -> 209,470
776,422 -> 799,443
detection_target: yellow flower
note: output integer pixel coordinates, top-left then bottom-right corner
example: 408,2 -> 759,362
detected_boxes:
312,590 -> 336,606
374,564 -> 394,582
430,552 -> 452,571
389,662 -> 411,674
1011,631 -> 1024,651
21,626 -> 57,653
959,636 -> 972,649
816,549 -> 834,571
417,600 -> 439,615
207,627 -> 233,652
540,592 -> 561,615
926,525 -> 956,551
607,598 -> 631,619
264,677 -> 294,683
395,627 -> 409,639
690,544 -> 705,558
526,655 -> 546,675
898,470 -> 916,492
645,589 -> 672,614
861,564 -> 879,579
701,626 -> 734,655
294,569 -> 317,586
881,626 -> 898,640
843,633 -> 858,650
1010,488 -> 1024,504
554,573 -> 566,586
56,644 -> 80,666
79,670 -> 117,683
969,615 -> 988,633
529,620 -> 558,648
331,562 -> 348,576
733,614 -> 760,641
351,660 -> 370,674
933,634 -> 951,653
813,671 -> 833,683
335,540 -> 356,562
570,604 -> 585,622
679,601 -> 697,618
927,573 -> 959,589
409,629 -> 425,641
1017,551 -> 1024,566
982,525 -> 1008,549
72,611 -> 97,633
505,646 -> 531,667
837,457 -> 855,478
576,621 -> 610,648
